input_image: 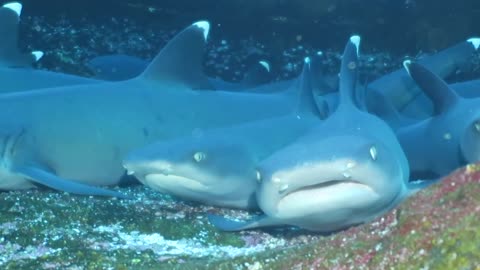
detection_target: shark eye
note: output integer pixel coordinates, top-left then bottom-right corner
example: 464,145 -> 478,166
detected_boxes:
255,170 -> 262,183
369,145 -> 377,161
474,121 -> 480,133
193,151 -> 206,162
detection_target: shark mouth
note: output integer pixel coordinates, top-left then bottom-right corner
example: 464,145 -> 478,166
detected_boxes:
275,179 -> 378,217
144,173 -> 210,191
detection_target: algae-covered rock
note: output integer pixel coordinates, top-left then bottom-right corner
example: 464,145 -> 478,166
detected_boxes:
0,165 -> 479,269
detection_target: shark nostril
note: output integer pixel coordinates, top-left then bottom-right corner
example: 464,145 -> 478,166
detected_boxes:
278,184 -> 289,194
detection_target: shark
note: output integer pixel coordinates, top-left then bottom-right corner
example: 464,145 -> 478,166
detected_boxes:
0,21 -> 312,198
122,57 -> 323,209
395,60 -> 480,179
208,36 -> 429,232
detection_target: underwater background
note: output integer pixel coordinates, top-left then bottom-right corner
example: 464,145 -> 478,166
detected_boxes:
1,0 -> 480,269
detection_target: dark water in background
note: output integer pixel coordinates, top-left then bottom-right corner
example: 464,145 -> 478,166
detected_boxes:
19,0 -> 480,53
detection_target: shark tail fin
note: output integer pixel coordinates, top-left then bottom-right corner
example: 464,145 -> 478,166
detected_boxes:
403,60 -> 460,115
294,57 -> 327,118
139,21 -> 213,89
0,3 -> 44,67
240,60 -> 271,87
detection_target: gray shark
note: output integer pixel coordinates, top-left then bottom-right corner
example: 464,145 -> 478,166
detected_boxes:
396,60 -> 480,179
122,57 -> 322,209
366,37 -> 480,118
0,2 -> 43,68
208,36 -> 427,232
0,21 -> 306,197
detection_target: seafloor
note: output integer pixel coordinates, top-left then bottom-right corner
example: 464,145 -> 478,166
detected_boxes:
1,3 -> 480,269
1,163 -> 479,269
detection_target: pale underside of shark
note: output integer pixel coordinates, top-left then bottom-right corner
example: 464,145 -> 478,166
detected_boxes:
0,21 -> 313,198
122,57 -> 323,209
207,36 -> 438,232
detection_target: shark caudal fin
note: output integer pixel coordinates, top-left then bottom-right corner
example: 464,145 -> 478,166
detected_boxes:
0,2 -> 44,67
140,21 -> 213,89
240,60 -> 272,87
403,60 -> 461,115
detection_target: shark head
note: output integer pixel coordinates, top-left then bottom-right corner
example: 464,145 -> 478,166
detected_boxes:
254,117 -> 409,230
252,35 -> 410,231
123,136 -> 258,209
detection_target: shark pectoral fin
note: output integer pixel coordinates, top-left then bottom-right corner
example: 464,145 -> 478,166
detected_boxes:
14,166 -> 132,199
207,213 -> 282,231
140,21 -> 213,89
405,177 -> 442,198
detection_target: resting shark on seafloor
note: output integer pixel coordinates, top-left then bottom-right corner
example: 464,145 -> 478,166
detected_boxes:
0,21 -> 315,198
208,36 -> 432,232
122,57 -> 324,209
393,60 -> 480,179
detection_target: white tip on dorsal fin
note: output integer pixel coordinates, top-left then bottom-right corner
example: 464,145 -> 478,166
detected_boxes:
403,60 -> 412,75
467,37 -> 480,50
350,35 -> 361,55
192,21 -> 210,41
140,21 -> 213,89
3,2 -> 22,16
259,60 -> 270,72
31,51 -> 44,61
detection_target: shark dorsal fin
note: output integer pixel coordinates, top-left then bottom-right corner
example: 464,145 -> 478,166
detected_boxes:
403,60 -> 460,115
241,60 -> 271,87
140,21 -> 212,89
337,35 -> 360,111
0,2 -> 43,67
295,57 -> 324,118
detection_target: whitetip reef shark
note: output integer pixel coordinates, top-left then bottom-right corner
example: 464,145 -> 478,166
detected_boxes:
207,35 -> 432,232
0,21 -> 318,198
394,60 -> 480,179
122,57 -> 323,209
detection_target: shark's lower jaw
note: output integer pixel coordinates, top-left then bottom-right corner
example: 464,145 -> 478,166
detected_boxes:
144,173 -> 209,192
271,179 -> 380,219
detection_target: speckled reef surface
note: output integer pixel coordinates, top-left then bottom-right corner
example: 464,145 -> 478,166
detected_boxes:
1,165 -> 479,269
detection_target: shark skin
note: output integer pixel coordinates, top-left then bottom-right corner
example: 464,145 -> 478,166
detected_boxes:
208,36 -> 422,232
122,58 -> 322,210
0,21 -> 303,197
396,60 -> 480,179
0,2 -> 43,68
